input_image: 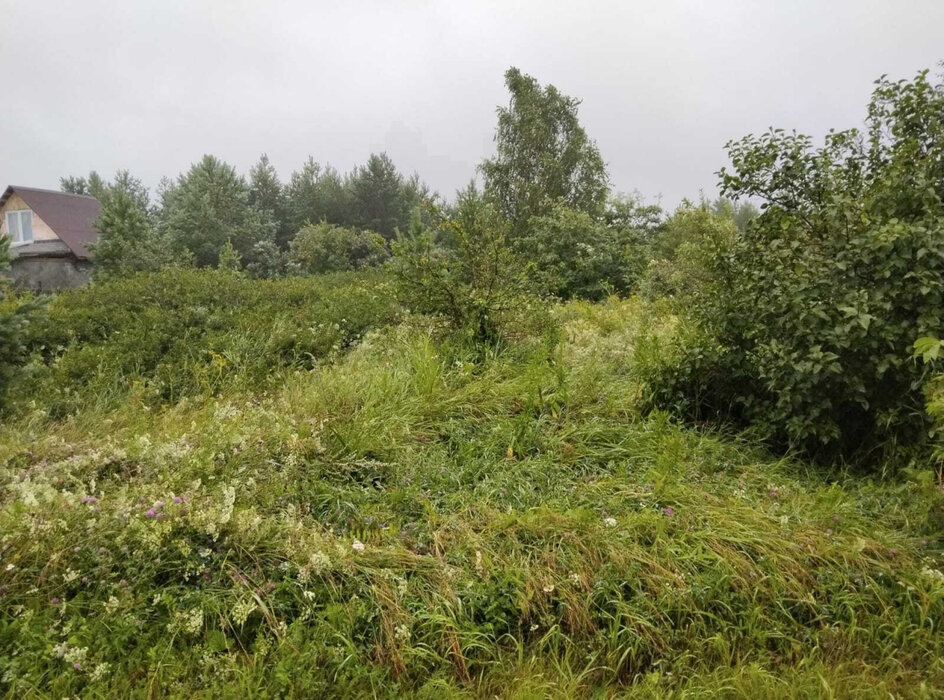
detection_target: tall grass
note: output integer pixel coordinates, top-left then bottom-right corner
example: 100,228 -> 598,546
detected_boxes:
0,283 -> 942,697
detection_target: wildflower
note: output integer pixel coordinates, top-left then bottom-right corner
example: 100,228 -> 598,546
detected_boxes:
769,490 -> 779,499
183,607 -> 203,634
154,501 -> 165,509
351,540 -> 365,552
144,508 -> 156,518
921,566 -> 944,582
172,496 -> 183,504
90,662 -> 111,681
73,663 -> 82,671
266,582 -> 276,592
529,623 -> 539,632
569,573 -> 581,585
81,496 -> 99,505
662,507 -> 675,516
542,584 -> 555,593
826,528 -> 833,536
50,597 -> 61,606
603,517 -> 617,527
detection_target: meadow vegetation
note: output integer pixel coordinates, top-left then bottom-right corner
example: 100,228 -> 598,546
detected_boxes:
2,66 -> 944,698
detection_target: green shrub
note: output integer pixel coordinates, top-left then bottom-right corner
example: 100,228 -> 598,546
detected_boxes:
12,267 -> 399,415
290,222 -> 389,274
644,69 -> 944,463
638,206 -> 739,303
391,187 -> 536,345
515,201 -> 647,300
0,236 -> 44,410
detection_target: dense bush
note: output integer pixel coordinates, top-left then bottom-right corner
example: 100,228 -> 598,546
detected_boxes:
391,188 -> 536,344
515,200 -> 650,300
12,268 -> 399,415
290,222 -> 389,274
638,206 -> 739,301
642,70 -> 944,463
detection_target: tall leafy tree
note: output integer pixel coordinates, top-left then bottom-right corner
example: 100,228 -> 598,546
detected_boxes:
481,67 -> 610,233
160,155 -> 275,268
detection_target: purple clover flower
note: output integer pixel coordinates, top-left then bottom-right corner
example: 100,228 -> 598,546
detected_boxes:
662,506 -> 675,516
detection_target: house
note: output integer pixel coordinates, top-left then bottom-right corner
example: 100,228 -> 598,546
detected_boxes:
0,185 -> 101,290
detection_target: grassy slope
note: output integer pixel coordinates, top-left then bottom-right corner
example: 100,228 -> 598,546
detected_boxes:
1,294 -> 943,698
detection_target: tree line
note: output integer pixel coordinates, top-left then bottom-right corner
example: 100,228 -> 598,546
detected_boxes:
62,152 -> 431,279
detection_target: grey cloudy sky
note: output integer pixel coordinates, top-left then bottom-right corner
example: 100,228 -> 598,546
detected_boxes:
2,0 -> 942,207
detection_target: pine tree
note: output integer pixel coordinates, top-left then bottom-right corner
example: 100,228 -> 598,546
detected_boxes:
248,154 -> 291,249
90,185 -> 168,279
160,155 -> 275,267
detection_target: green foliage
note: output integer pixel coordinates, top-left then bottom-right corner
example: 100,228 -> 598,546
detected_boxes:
243,238 -> 289,279
217,239 -> 242,273
90,175 -> 177,280
645,69 -> 944,463
1,296 -> 943,696
284,154 -> 430,241
248,153 -> 292,249
62,170 -> 149,212
515,201 -> 648,299
392,186 -> 535,344
347,153 -> 425,240
159,155 -> 276,268
639,205 -> 739,301
60,171 -> 108,201
11,268 -> 399,415
709,196 -> 758,232
481,67 -> 610,233
290,222 -> 389,274
285,157 -> 352,233
0,236 -> 43,410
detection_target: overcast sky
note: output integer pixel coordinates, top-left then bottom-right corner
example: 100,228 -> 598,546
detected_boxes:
2,0 -> 942,207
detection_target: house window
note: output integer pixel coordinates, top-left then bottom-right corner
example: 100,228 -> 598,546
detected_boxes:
5,210 -> 33,245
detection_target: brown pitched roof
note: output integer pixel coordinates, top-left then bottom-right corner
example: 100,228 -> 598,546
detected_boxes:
0,186 -> 101,259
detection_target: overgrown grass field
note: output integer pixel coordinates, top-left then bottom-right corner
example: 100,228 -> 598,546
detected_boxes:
1,271 -> 943,698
